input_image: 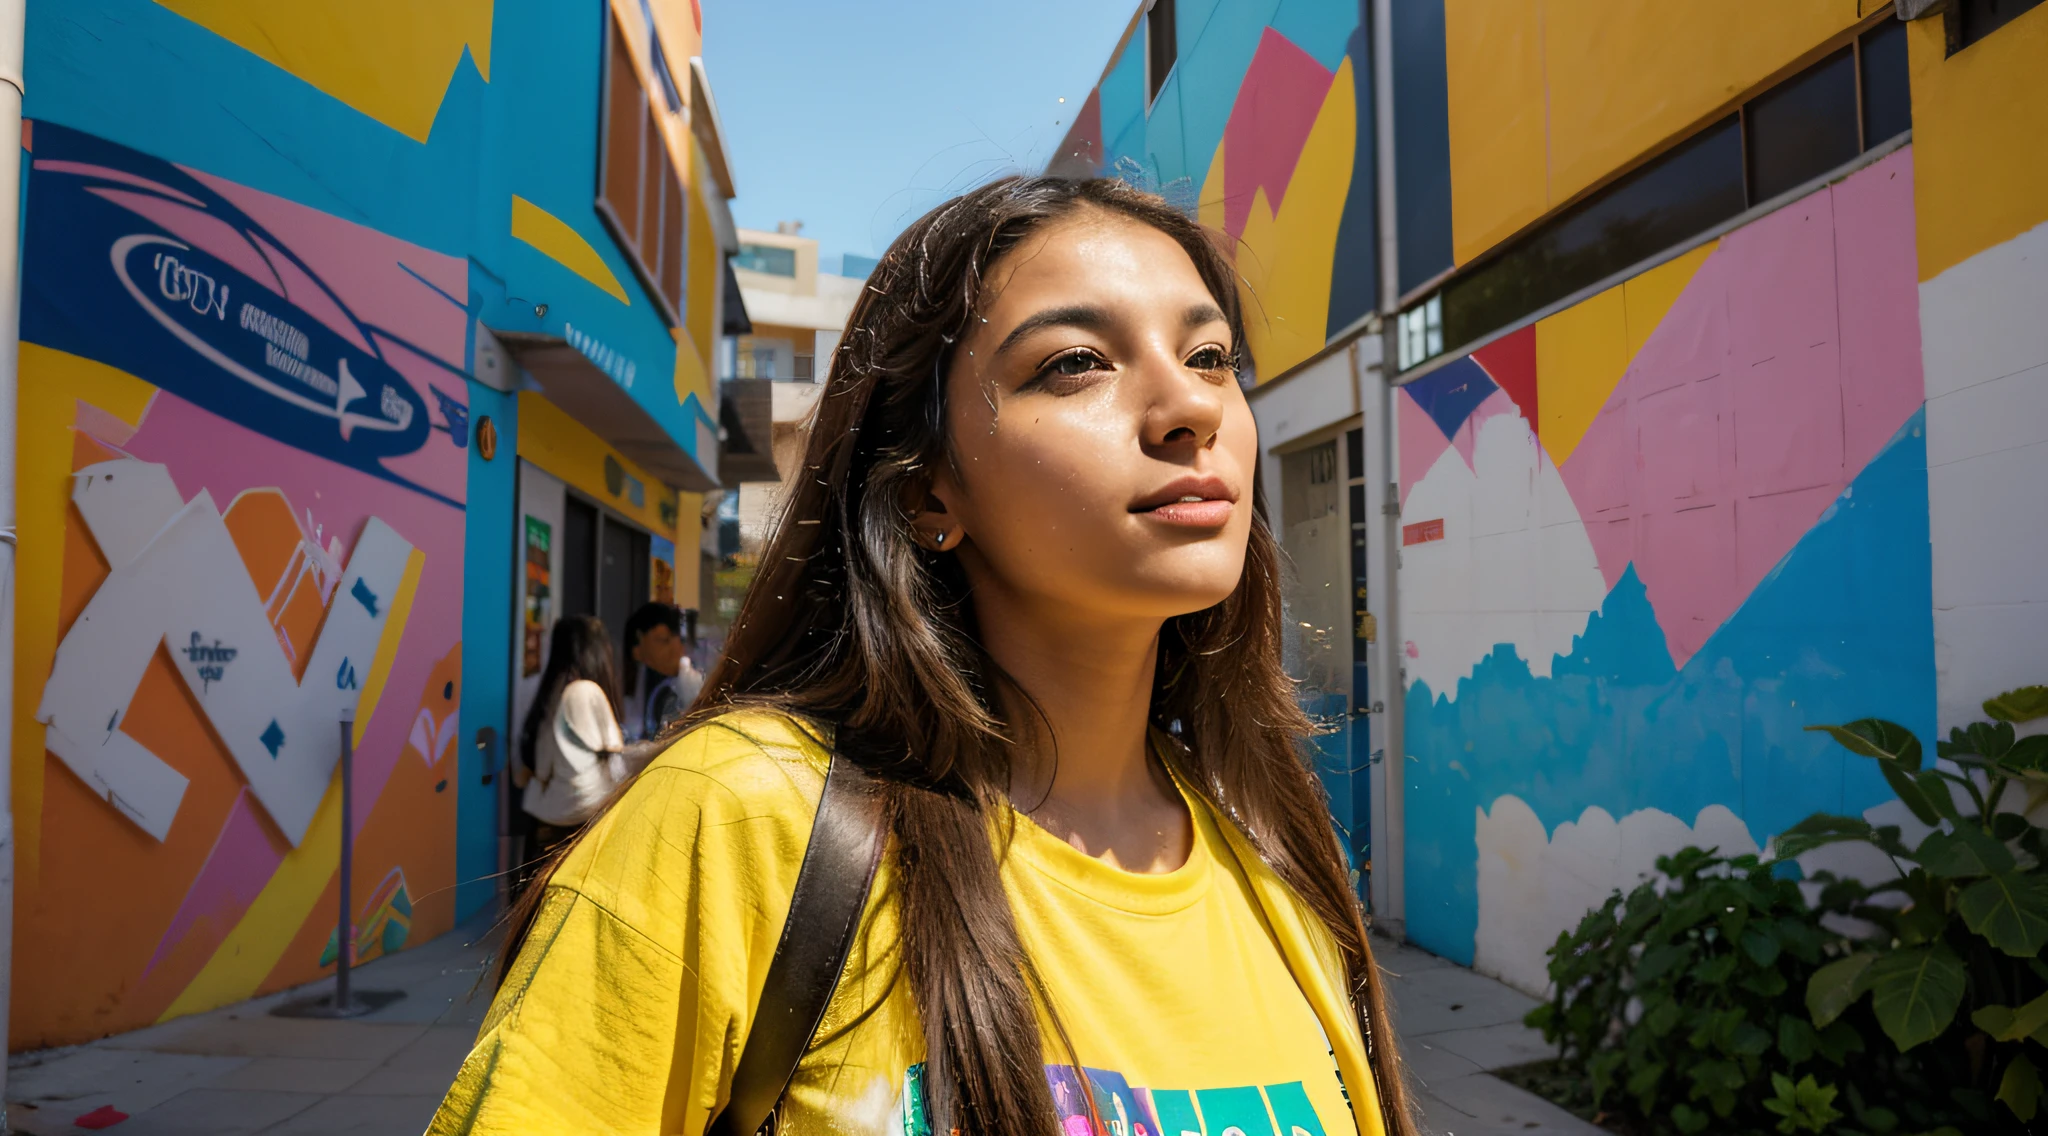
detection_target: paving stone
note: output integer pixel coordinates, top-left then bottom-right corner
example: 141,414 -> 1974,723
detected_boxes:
346,1027 -> 477,1097
5,1047 -> 249,1131
113,1088 -> 321,1135
1415,1073 -> 1601,1135
142,1017 -> 428,1063
205,1057 -> 379,1095
1401,1038 -> 1487,1087
259,1093 -> 442,1135
1387,965 -> 1541,1036
1424,1021 -> 1558,1073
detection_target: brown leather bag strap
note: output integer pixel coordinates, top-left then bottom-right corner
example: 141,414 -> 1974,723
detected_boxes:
705,746 -> 887,1136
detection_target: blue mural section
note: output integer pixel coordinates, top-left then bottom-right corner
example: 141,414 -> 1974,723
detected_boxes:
1402,414 -> 1936,963
457,381 -> 519,919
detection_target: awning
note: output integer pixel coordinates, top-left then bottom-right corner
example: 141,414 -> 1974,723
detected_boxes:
495,330 -> 720,491
722,256 -> 753,335
718,378 -> 777,483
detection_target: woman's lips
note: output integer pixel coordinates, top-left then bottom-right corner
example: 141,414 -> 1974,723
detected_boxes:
1139,497 -> 1234,526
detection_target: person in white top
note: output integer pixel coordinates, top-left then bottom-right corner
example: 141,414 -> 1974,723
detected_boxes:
514,616 -> 627,864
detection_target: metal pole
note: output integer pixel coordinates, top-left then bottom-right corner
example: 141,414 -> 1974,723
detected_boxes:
0,0 -> 29,1109
1368,0 -> 1407,939
335,714 -> 354,1011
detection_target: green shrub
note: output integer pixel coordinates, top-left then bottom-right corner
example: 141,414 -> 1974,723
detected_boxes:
1786,683 -> 2048,1129
1526,683 -> 2048,1135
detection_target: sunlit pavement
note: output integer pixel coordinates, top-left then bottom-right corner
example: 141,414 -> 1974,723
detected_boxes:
6,919 -> 1599,1135
4,913 -> 501,1136
1376,937 -> 1602,1136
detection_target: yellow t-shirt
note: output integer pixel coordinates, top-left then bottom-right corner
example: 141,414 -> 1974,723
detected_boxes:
429,712 -> 1385,1136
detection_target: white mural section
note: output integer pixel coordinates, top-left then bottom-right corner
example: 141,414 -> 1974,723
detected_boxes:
1920,216 -> 2048,732
1474,796 -> 1761,997
1399,409 -> 1609,699
39,458 -> 413,843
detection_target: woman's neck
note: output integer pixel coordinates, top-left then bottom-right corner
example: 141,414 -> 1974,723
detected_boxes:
974,591 -> 1192,873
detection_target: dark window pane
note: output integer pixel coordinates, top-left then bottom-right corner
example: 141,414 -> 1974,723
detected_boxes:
1747,48 -> 1859,203
1147,0 -> 1177,104
1861,21 -> 1911,146
1345,427 -> 1364,482
735,243 -> 795,276
1438,117 -> 1744,358
562,497 -> 598,621
1957,0 -> 2045,51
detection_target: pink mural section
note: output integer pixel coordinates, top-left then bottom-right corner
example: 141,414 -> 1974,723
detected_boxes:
1219,28 -> 1337,243
1555,149 -> 1923,665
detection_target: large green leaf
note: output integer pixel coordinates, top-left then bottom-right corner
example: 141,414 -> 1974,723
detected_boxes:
1985,685 -> 2048,724
1972,990 -> 2048,1045
1806,719 -> 1924,768
1913,770 -> 1964,821
2008,734 -> 2048,772
1998,1054 -> 2041,1123
1918,825 -> 2017,877
1881,761 -> 1944,827
1808,951 -> 1878,1028
1866,945 -> 1965,1051
1958,872 -> 2048,958
1774,813 -> 1874,860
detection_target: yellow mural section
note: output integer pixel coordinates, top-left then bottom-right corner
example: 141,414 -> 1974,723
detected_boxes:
154,0 -> 492,143
1905,6 -> 2048,279
1445,0 -> 1863,266
517,392 -> 680,539
160,549 -> 426,1021
10,347 -> 158,890
1229,57 -> 1358,380
1444,0 -> 1549,261
1535,242 -> 1715,465
511,195 -> 633,306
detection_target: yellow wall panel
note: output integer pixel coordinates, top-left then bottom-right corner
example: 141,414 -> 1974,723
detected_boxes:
1906,7 -> 2048,280
1447,0 -> 1863,266
516,392 -> 680,540
1445,0 -> 1549,264
1535,281 -> 1628,466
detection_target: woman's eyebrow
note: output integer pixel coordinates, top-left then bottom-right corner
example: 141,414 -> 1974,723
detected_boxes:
992,305 -> 1110,357
1184,302 -> 1226,329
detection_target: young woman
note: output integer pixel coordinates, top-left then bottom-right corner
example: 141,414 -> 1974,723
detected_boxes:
514,614 -> 627,857
434,177 -> 1415,1136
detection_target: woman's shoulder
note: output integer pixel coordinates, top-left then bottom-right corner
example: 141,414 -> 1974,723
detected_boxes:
556,678 -> 609,706
644,708 -> 833,797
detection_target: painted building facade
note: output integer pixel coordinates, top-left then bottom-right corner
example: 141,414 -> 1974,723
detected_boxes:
11,0 -> 739,1049
1054,0 -> 2048,995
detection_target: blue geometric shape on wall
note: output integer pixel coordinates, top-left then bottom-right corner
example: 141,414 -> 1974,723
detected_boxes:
260,719 -> 286,759
1402,412 -> 1935,964
1403,357 -> 1498,444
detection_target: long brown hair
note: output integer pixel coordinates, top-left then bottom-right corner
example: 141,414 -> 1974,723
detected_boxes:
504,176 -> 1415,1135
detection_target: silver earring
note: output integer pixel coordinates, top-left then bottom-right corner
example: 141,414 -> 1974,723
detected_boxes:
934,531 -> 948,548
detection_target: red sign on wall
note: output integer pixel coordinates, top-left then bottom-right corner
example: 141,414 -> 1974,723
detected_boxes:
1403,518 -> 1445,546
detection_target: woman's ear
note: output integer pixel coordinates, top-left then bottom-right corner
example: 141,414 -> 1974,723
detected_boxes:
908,477 -> 965,551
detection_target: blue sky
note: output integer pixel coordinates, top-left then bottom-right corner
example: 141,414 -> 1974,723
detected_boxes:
704,0 -> 1137,274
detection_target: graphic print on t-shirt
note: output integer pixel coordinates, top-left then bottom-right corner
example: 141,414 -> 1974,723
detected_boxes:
897,1063 -> 1334,1136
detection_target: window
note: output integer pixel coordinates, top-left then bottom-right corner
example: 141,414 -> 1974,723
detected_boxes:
1147,0 -> 1177,106
1395,19 -> 1913,374
597,21 -> 687,323
1746,48 -> 1859,204
1861,20 -> 1911,146
734,243 -> 796,276
1951,0 -> 2045,53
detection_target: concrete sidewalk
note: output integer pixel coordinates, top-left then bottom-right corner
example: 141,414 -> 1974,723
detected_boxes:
1376,938 -> 1602,1135
5,914 -> 501,1136
6,919 -> 1598,1135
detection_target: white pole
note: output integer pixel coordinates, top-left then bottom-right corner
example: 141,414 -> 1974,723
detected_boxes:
0,0 -> 28,1109
1367,0 -> 1405,939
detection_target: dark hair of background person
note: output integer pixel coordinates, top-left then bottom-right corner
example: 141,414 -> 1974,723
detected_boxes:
497,176 -> 1418,1136
621,601 -> 684,698
518,614 -> 625,770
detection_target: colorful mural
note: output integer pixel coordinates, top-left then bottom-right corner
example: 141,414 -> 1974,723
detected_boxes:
11,124 -> 468,1047
1396,150 -> 1934,985
16,0 -> 735,1049
1051,0 -> 1376,381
